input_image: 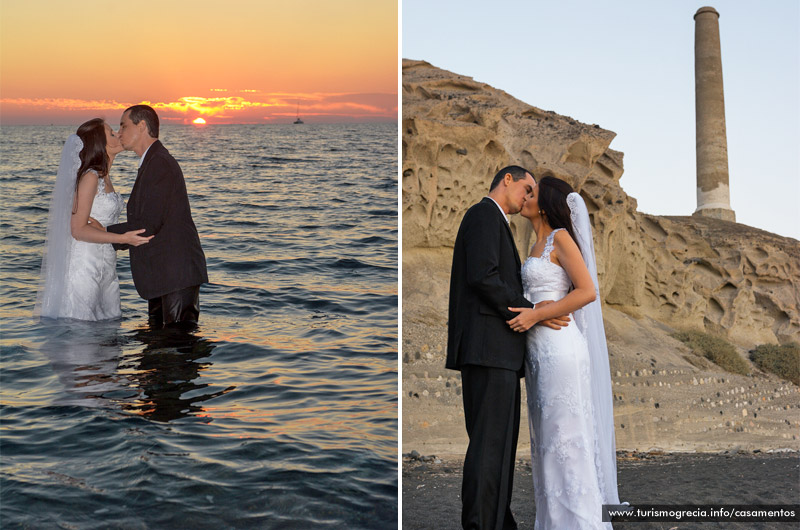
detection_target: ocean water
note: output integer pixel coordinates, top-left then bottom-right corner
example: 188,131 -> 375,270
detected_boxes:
0,123 -> 398,529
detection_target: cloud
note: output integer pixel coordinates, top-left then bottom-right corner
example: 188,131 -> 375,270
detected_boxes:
0,98 -> 127,111
0,91 -> 397,124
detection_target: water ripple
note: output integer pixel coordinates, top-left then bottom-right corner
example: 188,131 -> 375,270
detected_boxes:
0,123 -> 398,529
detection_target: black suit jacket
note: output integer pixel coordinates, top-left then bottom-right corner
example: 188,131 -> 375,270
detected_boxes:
446,198 -> 533,372
108,141 -> 208,300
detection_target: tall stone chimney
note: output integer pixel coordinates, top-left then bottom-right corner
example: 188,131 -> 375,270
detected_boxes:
693,6 -> 735,221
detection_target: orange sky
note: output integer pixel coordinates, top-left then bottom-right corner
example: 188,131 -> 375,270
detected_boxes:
0,0 -> 397,124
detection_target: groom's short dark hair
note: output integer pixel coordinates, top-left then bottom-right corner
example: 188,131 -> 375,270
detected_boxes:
489,165 -> 532,191
126,104 -> 159,138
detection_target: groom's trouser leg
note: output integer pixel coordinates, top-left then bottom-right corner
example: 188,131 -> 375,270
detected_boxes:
460,365 -> 520,530
148,285 -> 200,326
147,298 -> 164,327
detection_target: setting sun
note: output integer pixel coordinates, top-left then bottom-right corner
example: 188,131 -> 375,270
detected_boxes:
192,117 -> 206,125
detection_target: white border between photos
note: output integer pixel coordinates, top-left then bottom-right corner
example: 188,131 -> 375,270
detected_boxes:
397,0 -> 404,527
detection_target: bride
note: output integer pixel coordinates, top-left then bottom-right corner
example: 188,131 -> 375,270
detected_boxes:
507,174 -> 621,529
35,118 -> 152,320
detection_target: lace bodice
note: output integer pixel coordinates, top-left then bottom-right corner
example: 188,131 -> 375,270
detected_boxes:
521,228 -> 572,303
59,170 -> 123,320
89,172 -> 123,227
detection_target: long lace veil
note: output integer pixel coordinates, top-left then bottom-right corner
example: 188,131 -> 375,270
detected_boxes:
567,191 -> 621,505
34,134 -> 83,318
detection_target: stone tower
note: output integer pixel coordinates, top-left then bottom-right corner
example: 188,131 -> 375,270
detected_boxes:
693,6 -> 735,221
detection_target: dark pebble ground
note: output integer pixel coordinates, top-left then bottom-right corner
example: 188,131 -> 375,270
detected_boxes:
402,452 -> 799,529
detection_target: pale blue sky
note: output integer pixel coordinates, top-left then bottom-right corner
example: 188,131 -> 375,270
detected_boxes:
403,0 -> 799,239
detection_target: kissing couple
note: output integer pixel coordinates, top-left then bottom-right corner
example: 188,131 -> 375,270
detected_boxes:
35,105 -> 208,328
447,166 -> 622,529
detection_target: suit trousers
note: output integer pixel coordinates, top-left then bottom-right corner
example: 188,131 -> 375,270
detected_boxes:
460,365 -> 521,530
148,285 -> 200,327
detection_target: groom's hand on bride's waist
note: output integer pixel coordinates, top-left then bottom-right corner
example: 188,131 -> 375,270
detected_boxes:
506,300 -> 570,332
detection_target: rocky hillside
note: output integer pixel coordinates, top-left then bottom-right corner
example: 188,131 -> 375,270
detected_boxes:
402,59 -> 799,454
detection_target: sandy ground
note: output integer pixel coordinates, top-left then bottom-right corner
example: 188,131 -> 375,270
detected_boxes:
402,452 -> 799,530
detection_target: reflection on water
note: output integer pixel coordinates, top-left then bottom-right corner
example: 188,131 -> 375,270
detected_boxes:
41,320 -> 233,423
40,320 -> 125,409
1,124 -> 397,528
124,326 -> 232,422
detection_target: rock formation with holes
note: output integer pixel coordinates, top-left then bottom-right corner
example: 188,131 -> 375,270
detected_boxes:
402,59 -> 800,454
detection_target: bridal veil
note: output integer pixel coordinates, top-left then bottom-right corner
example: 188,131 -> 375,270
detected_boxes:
34,134 -> 83,318
567,191 -> 621,505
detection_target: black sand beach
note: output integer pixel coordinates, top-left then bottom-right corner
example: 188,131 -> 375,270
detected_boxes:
402,452 -> 799,529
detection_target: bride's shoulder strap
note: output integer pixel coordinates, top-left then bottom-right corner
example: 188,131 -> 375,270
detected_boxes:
76,169 -> 103,196
546,228 -> 565,244
542,229 -> 563,259
82,168 -> 102,185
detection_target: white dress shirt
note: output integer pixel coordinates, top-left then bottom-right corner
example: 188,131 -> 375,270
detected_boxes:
486,196 -> 509,224
138,143 -> 154,168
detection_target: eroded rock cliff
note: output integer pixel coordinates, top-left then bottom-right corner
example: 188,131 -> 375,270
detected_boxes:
402,59 -> 799,348
402,59 -> 799,453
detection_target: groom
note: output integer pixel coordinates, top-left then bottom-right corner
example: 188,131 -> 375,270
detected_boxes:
107,105 -> 208,327
446,166 -> 565,530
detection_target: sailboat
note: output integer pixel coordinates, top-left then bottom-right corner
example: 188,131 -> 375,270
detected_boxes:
293,102 -> 304,124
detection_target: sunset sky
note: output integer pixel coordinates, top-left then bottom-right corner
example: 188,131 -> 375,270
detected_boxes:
1,0 -> 397,124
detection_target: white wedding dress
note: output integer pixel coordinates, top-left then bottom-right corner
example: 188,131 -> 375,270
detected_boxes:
59,171 -> 124,320
522,228 -> 613,530
36,135 -> 125,321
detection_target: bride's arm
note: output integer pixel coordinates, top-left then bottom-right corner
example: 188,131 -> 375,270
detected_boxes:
507,230 -> 596,332
70,173 -> 153,246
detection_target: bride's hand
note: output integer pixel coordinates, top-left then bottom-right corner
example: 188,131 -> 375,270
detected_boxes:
507,307 -> 538,332
123,229 -> 153,247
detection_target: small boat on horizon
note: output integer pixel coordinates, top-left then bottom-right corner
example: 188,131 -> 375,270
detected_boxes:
294,102 -> 304,124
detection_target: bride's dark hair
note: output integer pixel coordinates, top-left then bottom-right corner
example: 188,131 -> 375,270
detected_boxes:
76,118 -> 109,186
536,173 -> 581,254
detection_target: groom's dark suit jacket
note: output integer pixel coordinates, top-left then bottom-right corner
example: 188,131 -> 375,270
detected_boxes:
108,140 -> 208,301
446,198 -> 533,372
